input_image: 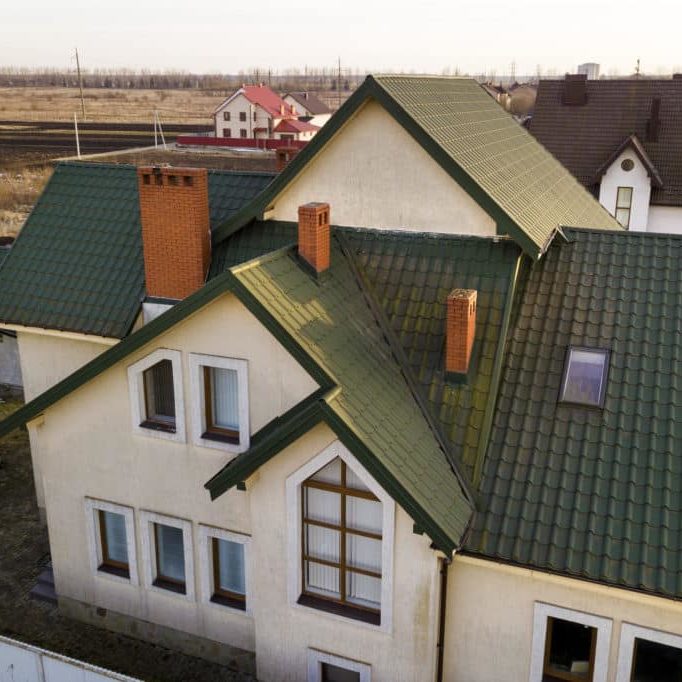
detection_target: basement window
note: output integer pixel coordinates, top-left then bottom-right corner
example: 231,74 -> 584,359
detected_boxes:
559,347 -> 609,408
128,349 -> 185,443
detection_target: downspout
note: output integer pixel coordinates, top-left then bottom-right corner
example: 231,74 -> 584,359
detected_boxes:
436,555 -> 451,682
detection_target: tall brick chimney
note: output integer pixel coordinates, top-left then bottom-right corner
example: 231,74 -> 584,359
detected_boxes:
445,289 -> 477,376
137,166 -> 210,301
298,202 -> 330,275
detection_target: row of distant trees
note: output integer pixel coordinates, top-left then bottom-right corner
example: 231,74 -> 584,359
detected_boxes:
0,67 -> 362,92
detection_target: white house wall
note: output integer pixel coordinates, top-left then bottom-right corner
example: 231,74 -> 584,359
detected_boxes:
647,205 -> 682,234
444,555 -> 682,682
598,149 -> 652,231
272,99 -> 497,237
215,93 -> 274,140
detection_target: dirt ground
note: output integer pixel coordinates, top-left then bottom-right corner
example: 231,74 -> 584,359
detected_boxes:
0,400 -> 256,681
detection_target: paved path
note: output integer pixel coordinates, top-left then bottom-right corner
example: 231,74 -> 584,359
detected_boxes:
0,402 -> 255,681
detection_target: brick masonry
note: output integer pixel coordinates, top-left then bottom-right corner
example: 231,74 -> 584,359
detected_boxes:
446,289 -> 477,375
137,166 -> 211,300
298,202 -> 330,274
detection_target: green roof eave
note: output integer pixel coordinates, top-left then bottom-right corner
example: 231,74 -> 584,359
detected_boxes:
211,76 -> 547,259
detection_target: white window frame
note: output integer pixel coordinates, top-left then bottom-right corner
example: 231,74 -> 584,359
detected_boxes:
529,602 -> 612,682
198,525 -> 251,615
127,348 -> 185,443
616,623 -> 682,681
139,511 -> 194,601
188,353 -> 249,454
286,440 -> 395,633
307,649 -> 371,682
84,498 -> 138,586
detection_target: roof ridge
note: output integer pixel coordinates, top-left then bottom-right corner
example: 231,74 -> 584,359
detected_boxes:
566,226 -> 682,240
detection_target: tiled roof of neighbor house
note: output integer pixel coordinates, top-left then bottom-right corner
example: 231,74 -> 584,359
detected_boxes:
226,239 -> 475,551
530,78 -> 682,206
342,228 -> 522,483
467,228 -> 682,599
285,91 -> 332,115
273,118 -> 319,134
215,84 -> 296,118
214,75 -> 620,259
594,134 -> 663,188
0,163 -> 275,338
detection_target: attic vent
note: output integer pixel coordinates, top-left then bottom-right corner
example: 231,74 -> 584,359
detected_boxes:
646,97 -> 661,142
562,74 -> 587,106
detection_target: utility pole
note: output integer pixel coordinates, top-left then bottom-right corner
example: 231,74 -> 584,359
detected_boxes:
74,113 -> 81,158
635,58 -> 641,77
510,59 -> 516,84
75,48 -> 86,120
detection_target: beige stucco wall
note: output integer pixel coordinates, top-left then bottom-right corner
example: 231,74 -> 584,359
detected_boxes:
248,424 -> 441,682
36,291 -> 318,653
272,99 -> 497,237
444,554 -> 682,682
17,330 -> 113,510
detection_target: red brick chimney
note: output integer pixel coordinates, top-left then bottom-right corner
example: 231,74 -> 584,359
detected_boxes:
298,202 -> 330,275
137,166 -> 210,300
445,289 -> 477,376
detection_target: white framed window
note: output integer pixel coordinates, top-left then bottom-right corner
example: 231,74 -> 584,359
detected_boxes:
189,353 -> 249,454
198,525 -> 251,614
84,498 -> 138,585
286,440 -> 395,633
616,623 -> 682,681
139,511 -> 194,601
307,649 -> 371,682
127,349 -> 185,443
528,603 -> 612,682
615,186 -> 633,228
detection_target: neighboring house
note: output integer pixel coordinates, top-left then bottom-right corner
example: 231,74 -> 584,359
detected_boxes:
577,62 -> 600,79
213,84 -> 319,142
1,75 -> 681,682
530,74 -> 682,232
283,92 -> 333,128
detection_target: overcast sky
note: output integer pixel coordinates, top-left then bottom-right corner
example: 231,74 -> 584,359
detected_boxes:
3,0 -> 680,76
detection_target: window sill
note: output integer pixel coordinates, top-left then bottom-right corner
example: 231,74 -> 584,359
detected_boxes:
153,578 -> 186,595
297,594 -> 380,626
210,593 -> 246,611
140,420 -> 176,434
201,431 -> 239,446
98,564 -> 130,580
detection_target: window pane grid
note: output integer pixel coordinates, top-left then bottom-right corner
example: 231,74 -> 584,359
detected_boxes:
302,459 -> 381,614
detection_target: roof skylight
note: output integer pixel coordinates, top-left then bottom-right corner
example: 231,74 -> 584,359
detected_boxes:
559,347 -> 609,408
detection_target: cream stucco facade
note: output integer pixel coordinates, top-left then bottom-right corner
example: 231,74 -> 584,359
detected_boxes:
32,291 -> 446,681
445,555 -> 682,682
271,100 -> 497,237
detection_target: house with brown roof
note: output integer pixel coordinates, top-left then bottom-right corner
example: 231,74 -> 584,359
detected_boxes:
530,74 -> 682,232
4,75 -> 682,682
213,84 -> 319,142
283,91 -> 333,128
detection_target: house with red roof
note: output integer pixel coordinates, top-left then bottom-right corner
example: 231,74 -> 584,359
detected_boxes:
213,84 -> 319,143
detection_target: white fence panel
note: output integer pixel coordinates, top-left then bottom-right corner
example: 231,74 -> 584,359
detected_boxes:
0,636 -> 141,682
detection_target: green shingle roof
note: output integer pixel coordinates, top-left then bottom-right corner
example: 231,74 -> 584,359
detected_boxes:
0,162 -> 275,338
467,228 -> 682,598
226,239 -> 474,552
342,228 -> 522,482
212,75 -> 620,259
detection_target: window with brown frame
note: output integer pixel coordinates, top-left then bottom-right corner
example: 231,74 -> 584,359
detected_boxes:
153,522 -> 186,594
630,637 -> 682,681
97,510 -> 130,578
615,186 -> 633,228
543,616 -> 597,681
239,111 -> 247,122
300,457 -> 382,625
202,366 -> 239,444
223,111 -> 231,121
142,359 -> 175,432
240,128 -> 247,138
210,537 -> 246,610
223,128 -> 232,138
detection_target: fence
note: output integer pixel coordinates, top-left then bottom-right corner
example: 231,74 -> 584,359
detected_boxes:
0,635 -> 141,682
176,135 -> 308,151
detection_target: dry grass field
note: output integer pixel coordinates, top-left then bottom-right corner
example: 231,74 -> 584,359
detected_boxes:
0,87 -> 221,123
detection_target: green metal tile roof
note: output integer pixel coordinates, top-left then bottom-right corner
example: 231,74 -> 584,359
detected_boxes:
212,75 -> 620,259
467,228 -> 682,598
342,228 -> 522,483
228,240 -> 474,552
0,162 -> 275,338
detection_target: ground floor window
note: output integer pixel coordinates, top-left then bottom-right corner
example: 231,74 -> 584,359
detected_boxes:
199,525 -> 250,613
140,511 -> 194,600
530,603 -> 611,682
617,624 -> 682,682
307,649 -> 370,682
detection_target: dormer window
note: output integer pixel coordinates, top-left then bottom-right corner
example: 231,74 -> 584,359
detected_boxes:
615,187 -> 633,228
559,347 -> 609,408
